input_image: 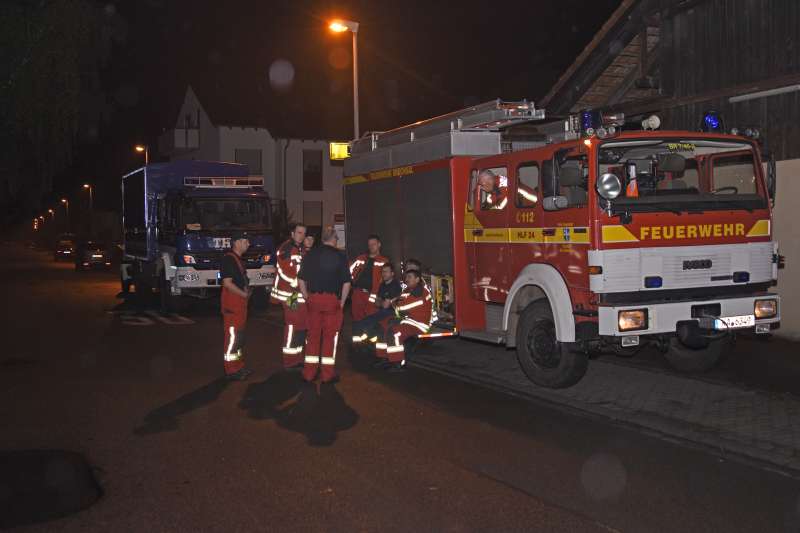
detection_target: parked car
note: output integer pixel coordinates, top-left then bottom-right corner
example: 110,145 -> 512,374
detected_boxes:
74,241 -> 112,271
54,233 -> 76,261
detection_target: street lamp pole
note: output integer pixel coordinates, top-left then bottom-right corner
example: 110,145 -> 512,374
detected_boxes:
352,28 -> 359,140
135,144 -> 149,165
329,19 -> 360,140
61,199 -> 69,230
83,184 -> 93,213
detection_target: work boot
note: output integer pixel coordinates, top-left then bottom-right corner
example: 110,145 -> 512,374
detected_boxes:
386,362 -> 406,373
226,368 -> 253,381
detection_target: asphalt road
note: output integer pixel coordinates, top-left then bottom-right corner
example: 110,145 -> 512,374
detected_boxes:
3,243 -> 800,532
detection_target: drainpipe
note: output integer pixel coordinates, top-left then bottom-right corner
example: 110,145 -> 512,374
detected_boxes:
282,139 -> 291,233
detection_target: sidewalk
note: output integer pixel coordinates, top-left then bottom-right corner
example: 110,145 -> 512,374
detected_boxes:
410,339 -> 800,475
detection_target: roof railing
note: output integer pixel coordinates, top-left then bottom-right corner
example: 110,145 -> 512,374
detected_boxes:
183,177 -> 264,188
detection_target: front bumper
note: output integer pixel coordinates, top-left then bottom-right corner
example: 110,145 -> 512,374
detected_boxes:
598,294 -> 780,336
172,265 -> 276,289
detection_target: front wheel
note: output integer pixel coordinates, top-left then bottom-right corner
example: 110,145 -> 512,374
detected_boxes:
515,300 -> 588,389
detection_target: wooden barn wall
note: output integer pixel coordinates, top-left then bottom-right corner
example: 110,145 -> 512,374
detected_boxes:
658,0 -> 800,160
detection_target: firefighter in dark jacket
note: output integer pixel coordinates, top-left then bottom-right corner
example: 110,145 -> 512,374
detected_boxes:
298,226 -> 352,383
221,232 -> 253,380
375,269 -> 432,372
349,234 -> 388,339
353,262 -> 403,345
270,223 -> 308,369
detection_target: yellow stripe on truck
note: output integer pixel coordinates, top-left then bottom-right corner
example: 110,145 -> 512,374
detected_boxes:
602,225 -> 639,243
746,219 -> 771,237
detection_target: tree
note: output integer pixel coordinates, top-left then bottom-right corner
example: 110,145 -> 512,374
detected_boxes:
0,0 -> 103,221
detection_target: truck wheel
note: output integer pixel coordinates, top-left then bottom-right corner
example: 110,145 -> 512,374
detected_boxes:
663,336 -> 728,373
515,299 -> 588,389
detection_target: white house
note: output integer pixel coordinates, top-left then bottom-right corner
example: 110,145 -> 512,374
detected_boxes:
158,85 -> 344,237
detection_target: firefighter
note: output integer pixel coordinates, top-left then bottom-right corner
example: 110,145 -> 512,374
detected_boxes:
353,263 -> 402,349
375,269 -> 432,372
221,232 -> 253,380
270,223 -> 308,369
303,233 -> 316,251
403,258 -> 438,324
298,226 -> 352,383
349,234 -> 389,339
478,169 -> 508,210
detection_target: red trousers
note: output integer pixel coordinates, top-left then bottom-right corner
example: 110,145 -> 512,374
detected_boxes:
351,289 -> 374,322
303,293 -> 343,382
281,302 -> 308,368
375,323 -> 419,364
222,290 -> 248,375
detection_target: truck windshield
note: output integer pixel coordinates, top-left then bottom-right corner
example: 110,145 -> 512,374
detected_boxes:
598,138 -> 767,212
181,198 -> 270,231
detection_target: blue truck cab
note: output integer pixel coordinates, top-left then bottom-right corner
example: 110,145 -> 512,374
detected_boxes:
122,160 -> 276,308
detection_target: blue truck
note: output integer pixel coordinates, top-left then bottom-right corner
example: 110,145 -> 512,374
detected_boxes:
121,160 -> 276,311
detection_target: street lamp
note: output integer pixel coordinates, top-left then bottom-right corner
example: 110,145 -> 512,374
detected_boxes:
61,198 -> 69,221
135,144 -> 149,165
83,184 -> 94,213
328,18 -> 360,140
47,208 -> 55,220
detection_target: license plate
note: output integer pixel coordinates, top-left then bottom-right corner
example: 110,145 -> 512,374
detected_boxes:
714,314 -> 755,330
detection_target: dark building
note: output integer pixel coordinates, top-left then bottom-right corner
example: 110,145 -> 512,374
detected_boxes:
540,0 -> 800,161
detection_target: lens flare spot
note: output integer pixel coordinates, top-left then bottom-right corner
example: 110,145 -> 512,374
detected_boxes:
269,59 -> 295,91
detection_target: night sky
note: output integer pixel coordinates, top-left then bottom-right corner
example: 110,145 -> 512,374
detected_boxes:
55,0 -> 621,211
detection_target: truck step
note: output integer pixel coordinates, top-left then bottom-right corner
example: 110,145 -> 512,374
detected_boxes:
459,329 -> 506,344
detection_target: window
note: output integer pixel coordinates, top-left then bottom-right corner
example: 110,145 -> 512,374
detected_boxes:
712,153 -> 757,194
478,167 -> 508,211
303,150 -> 323,191
234,148 -> 262,175
468,169 -> 478,211
516,163 -> 539,207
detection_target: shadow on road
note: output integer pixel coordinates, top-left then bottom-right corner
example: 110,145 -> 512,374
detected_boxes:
0,450 -> 102,529
239,373 -> 359,446
133,378 -> 230,435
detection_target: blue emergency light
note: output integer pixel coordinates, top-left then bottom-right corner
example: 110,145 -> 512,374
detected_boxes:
702,111 -> 724,132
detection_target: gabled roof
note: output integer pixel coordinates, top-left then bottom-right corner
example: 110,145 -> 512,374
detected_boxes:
182,81 -> 349,141
540,0 -> 665,115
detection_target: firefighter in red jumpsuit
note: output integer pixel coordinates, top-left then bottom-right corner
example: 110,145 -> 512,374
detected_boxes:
349,234 -> 389,343
478,169 -> 508,210
375,269 -> 432,373
270,223 -> 308,369
298,227 -> 352,383
221,233 -> 253,380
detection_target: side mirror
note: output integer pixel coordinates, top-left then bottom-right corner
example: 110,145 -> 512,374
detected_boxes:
543,196 -> 568,211
766,154 -> 777,204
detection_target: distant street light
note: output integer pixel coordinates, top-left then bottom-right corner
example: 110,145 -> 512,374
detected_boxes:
83,184 -> 94,213
61,198 -> 69,222
328,19 -> 360,140
47,208 -> 55,220
135,144 -> 149,165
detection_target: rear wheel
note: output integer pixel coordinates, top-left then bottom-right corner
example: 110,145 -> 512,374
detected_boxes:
515,300 -> 588,388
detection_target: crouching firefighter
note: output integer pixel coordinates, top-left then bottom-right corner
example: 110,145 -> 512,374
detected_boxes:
349,234 -> 388,343
270,223 -> 308,369
376,269 -> 432,372
298,227 -> 352,383
221,232 -> 253,381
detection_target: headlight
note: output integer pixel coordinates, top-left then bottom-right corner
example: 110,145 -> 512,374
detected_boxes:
754,299 -> 777,319
183,254 -> 196,265
618,309 -> 648,332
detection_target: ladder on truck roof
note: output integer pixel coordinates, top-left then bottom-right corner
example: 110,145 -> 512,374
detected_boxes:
346,100 -> 549,175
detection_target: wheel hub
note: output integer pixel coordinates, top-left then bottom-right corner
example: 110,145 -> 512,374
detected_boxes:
527,320 -> 560,369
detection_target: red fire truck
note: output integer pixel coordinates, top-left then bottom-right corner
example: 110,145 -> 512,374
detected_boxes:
343,100 -> 780,388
